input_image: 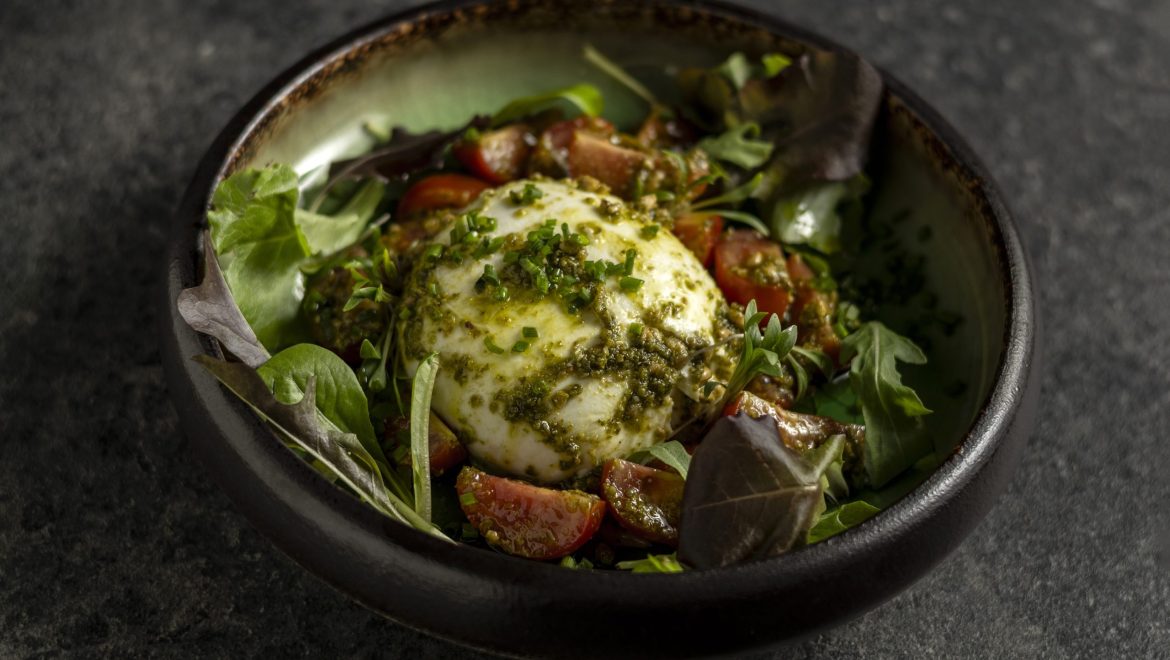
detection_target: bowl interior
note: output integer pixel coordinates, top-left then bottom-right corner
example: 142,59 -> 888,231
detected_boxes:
232,9 -> 1007,472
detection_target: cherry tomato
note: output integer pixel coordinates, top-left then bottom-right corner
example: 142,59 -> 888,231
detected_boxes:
713,229 -> 793,317
635,110 -> 700,149
396,174 -> 490,218
671,213 -> 723,266
787,254 -> 841,361
531,117 -> 615,174
453,124 -> 532,184
566,131 -> 648,198
601,458 -> 685,546
456,466 -> 605,560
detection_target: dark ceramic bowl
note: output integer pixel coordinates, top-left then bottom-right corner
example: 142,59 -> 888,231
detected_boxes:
160,1 -> 1039,657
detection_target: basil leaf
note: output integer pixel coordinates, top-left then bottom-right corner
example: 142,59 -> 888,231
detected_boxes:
195,355 -> 450,541
840,322 -> 933,487
678,415 -> 830,569
410,353 -> 440,522
770,176 -> 869,254
807,500 -> 880,544
697,122 -> 774,169
645,441 -> 692,479
491,83 -> 604,127
295,179 -> 384,256
256,343 -> 384,466
177,232 -> 271,369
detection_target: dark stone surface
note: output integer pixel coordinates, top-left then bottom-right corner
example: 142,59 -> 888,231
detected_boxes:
1,0 -> 1167,656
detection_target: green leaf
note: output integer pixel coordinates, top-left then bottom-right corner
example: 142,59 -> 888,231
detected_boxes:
195,355 -> 449,541
410,353 -> 441,523
716,52 -> 753,91
256,343 -> 385,466
761,53 -> 792,78
645,441 -> 692,479
208,165 -> 303,256
491,83 -> 604,126
770,176 -> 869,254
811,378 -> 864,425
295,179 -> 384,256
840,322 -> 933,487
807,500 -> 880,544
583,44 -> 661,109
615,553 -> 685,573
697,122 -> 774,169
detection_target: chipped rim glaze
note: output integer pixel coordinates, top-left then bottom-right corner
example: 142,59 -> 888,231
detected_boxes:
160,1 -> 1039,656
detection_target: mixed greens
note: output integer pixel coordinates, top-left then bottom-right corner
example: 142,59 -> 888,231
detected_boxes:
180,44 -> 950,571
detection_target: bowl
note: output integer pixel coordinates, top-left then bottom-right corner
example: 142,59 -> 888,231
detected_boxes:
160,1 -> 1040,656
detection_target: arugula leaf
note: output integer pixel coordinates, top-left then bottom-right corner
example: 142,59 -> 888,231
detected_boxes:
295,179 -> 384,256
615,553 -> 685,573
256,343 -> 385,466
177,232 -> 271,369
713,300 -> 798,410
644,441 -> 692,479
678,414 -> 830,568
810,377 -> 864,425
410,353 -> 440,522
697,122 -> 774,169
770,175 -> 869,255
195,355 -> 450,541
807,500 -> 880,544
583,45 -> 661,110
490,83 -> 604,127
840,322 -> 933,487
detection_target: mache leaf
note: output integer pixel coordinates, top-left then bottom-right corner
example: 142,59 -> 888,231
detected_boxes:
194,355 -> 450,540
491,83 -> 604,127
295,179 -> 384,256
256,343 -> 384,466
176,232 -> 271,369
678,414 -> 829,569
840,322 -> 932,487
697,122 -> 774,169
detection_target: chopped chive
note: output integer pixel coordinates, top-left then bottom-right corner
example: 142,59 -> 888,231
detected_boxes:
640,224 -> 660,239
522,326 -> 539,339
484,337 -> 506,354
422,244 -> 443,260
623,249 -> 637,275
459,492 -> 478,506
511,340 -> 529,353
619,276 -> 644,292
628,322 -> 644,337
493,286 -> 510,302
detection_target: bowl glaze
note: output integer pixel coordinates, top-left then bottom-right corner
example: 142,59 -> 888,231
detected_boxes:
160,1 -> 1039,656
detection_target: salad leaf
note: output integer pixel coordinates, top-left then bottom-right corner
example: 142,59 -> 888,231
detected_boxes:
490,83 -> 604,127
645,441 -> 692,479
194,355 -> 450,540
697,122 -> 774,169
712,300 -> 798,410
810,377 -> 864,425
296,179 -> 384,256
176,232 -> 271,369
208,165 -> 302,257
256,343 -> 384,466
678,414 -> 830,569
840,322 -> 933,487
807,500 -> 880,544
615,553 -> 685,573
716,52 -> 754,91
583,45 -> 661,109
322,122 -> 483,190
770,176 -> 869,255
410,353 -> 441,522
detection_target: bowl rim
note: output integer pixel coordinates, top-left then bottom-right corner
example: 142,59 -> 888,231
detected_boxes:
161,0 -> 1038,653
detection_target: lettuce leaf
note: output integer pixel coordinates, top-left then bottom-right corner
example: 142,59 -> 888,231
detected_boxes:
807,500 -> 880,544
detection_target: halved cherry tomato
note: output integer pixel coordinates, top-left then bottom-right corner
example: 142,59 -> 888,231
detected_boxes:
635,110 -> 700,149
530,117 -> 615,175
456,466 -> 605,560
672,213 -> 723,266
453,124 -> 532,184
787,254 -> 841,361
384,412 -> 468,476
396,174 -> 490,218
601,458 -> 684,546
723,391 -> 861,454
566,132 -> 648,197
713,229 -> 793,317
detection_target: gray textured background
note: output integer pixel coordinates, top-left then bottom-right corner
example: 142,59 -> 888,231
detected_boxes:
2,0 -> 1169,657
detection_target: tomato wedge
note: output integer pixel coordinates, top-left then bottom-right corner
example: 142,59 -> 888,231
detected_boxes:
456,466 -> 605,560
671,213 -> 723,266
601,458 -> 684,546
713,229 -> 793,317
787,254 -> 841,360
566,131 -> 648,198
530,117 -> 615,175
384,412 -> 468,476
453,124 -> 532,184
396,174 -> 490,218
